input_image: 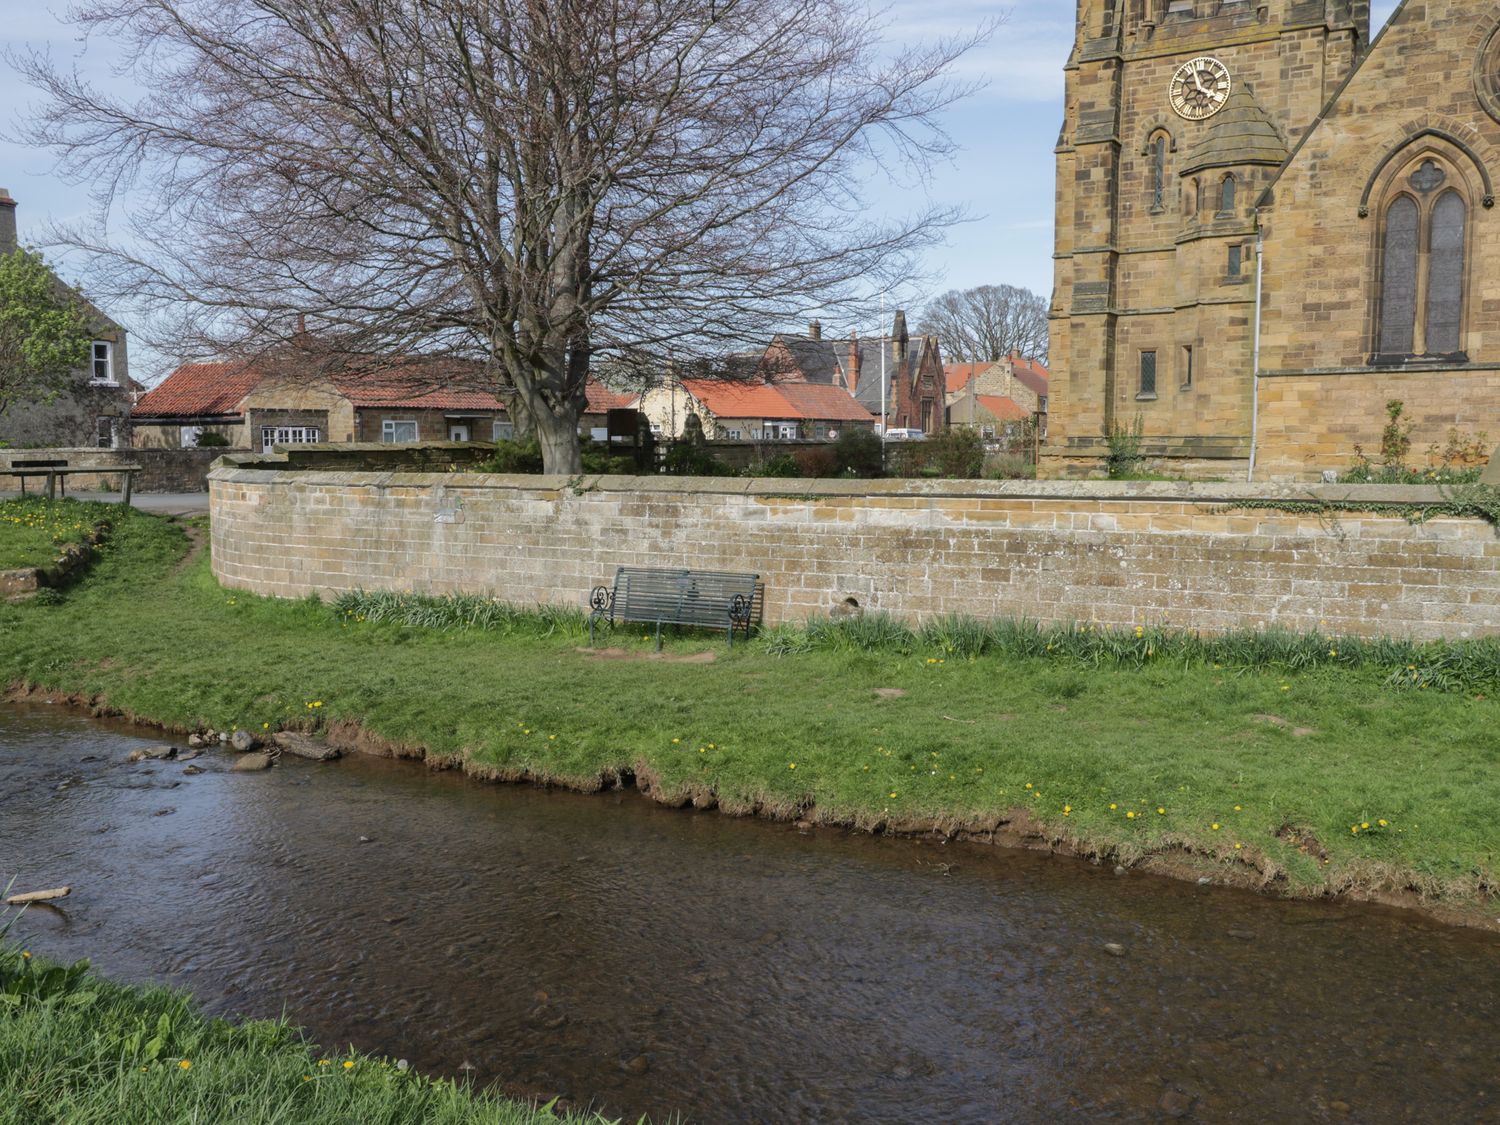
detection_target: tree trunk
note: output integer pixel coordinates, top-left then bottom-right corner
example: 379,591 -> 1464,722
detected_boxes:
535,409 -> 583,474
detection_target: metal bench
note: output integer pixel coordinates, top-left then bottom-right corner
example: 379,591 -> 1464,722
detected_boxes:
589,566 -> 759,651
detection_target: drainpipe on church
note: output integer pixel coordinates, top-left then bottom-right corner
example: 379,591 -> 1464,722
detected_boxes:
1247,223 -> 1265,483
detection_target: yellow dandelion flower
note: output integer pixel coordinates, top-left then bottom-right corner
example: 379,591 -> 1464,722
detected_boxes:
1109,803 -> 1117,810
343,1060 -> 354,1070
1156,807 -> 1165,815
1234,843 -> 1243,850
1211,823 -> 1220,830
318,1060 -> 330,1067
1126,811 -> 1136,819
178,1060 -> 192,1071
788,762 -> 797,770
1378,819 -> 1388,827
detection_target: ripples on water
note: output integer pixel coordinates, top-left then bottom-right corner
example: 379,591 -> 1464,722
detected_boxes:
1,703 -> 1497,1123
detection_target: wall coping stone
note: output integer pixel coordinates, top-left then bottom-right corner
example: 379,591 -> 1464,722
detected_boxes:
206,465 -> 1476,511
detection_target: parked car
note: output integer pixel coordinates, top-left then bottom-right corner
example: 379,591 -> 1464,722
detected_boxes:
884,428 -> 926,441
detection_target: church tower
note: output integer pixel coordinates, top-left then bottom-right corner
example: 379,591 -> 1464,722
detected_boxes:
1044,0 -> 1369,476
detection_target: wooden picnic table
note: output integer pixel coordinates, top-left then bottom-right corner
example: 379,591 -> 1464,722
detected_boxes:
0,460 -> 143,504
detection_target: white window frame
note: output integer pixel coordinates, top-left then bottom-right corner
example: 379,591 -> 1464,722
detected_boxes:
725,428 -> 742,440
382,419 -> 419,443
90,341 -> 116,386
261,425 -> 321,453
492,420 -> 515,441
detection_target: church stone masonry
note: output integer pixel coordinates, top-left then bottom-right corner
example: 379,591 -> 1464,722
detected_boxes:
1045,0 -> 1500,480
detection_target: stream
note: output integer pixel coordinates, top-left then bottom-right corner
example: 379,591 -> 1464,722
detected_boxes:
1,702 -> 1496,1123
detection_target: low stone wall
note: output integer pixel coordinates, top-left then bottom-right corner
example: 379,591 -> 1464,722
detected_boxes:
208,465 -> 1500,640
0,447 -> 250,493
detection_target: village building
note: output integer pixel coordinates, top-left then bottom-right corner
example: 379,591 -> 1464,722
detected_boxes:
134,353 -> 634,452
636,376 -> 874,441
944,356 -> 1050,438
759,312 -> 947,434
0,189 -> 138,449
1045,0 -> 1500,480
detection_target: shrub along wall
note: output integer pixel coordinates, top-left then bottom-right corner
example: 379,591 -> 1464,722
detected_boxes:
207,466 -> 1500,640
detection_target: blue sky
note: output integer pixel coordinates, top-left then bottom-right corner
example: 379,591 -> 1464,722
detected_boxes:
0,1 -> 1400,382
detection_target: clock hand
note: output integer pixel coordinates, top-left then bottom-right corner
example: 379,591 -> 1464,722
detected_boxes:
1193,70 -> 1208,95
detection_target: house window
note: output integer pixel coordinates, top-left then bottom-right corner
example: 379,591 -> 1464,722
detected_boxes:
725,428 -> 742,440
1138,350 -> 1158,398
96,417 -> 116,448
382,419 -> 419,443
1227,245 -> 1242,277
261,426 -> 321,453
492,420 -> 515,441
1376,160 -> 1469,359
1180,345 -> 1194,389
90,341 -> 116,385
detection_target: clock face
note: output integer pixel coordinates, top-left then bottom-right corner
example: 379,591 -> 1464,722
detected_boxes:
1169,56 -> 1232,121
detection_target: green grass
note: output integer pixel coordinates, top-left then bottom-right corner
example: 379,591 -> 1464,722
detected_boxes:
0,939 -> 615,1125
0,500 -> 1497,915
0,497 -> 115,571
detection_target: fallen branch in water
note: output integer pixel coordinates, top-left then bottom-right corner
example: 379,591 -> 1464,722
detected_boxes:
5,886 -> 71,905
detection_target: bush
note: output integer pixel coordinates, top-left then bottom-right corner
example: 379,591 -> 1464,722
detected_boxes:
986,452 -> 1036,480
793,447 -> 839,478
833,428 -> 884,478
478,439 -> 544,474
745,452 -> 801,478
662,442 -> 731,476
921,427 -> 986,479
193,431 -> 230,448
1105,414 -> 1145,479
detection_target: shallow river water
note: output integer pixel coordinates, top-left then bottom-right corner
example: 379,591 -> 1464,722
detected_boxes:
1,703 -> 1497,1123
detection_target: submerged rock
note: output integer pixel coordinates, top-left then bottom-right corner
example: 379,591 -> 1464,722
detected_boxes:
1103,942 -> 1127,957
230,753 -> 273,772
142,745 -> 177,760
272,732 -> 341,761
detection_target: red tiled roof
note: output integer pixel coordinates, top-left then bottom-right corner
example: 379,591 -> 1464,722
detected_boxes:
773,381 -> 875,422
329,359 -> 503,410
133,361 -> 264,418
975,395 -> 1030,422
585,380 -> 637,413
1010,355 -> 1050,398
680,379 -> 800,419
944,362 -> 989,395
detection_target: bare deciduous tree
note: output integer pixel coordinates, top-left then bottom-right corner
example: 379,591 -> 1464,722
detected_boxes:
13,0 -> 990,471
917,284 -> 1048,365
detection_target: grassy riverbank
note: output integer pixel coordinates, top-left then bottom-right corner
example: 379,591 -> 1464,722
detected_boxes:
0,941 -> 612,1124
0,502 -> 1496,921
0,497 -> 116,571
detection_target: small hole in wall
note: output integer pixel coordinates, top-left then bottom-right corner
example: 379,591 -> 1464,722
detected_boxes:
843,596 -> 860,609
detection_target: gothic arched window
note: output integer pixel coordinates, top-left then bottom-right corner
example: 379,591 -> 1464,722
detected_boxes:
1375,156 -> 1471,360
1217,174 -> 1236,216
1147,131 -> 1172,213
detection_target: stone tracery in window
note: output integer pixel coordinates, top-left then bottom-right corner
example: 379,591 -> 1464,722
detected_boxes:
1373,151 -> 1472,362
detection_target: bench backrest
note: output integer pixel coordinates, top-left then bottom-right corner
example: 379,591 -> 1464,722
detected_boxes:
10,459 -> 69,469
612,567 -> 759,627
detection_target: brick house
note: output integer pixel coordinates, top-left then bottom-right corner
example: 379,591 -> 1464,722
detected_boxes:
0,188 -> 138,449
758,311 -> 946,434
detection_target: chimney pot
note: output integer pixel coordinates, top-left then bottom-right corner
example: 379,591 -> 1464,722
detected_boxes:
809,319 -> 822,340
0,189 -> 17,256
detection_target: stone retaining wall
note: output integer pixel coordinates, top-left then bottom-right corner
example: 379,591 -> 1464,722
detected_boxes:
208,466 -> 1500,640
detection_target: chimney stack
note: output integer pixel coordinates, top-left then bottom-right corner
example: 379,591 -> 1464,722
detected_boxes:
847,334 -> 861,393
808,319 -> 822,340
0,190 -> 17,256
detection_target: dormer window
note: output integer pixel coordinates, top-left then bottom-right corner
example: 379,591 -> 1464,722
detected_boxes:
90,341 -> 116,385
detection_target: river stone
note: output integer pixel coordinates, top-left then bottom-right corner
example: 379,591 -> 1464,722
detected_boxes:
187,733 -> 207,749
230,753 -> 273,772
1103,942 -> 1127,957
142,745 -> 177,760
230,729 -> 259,752
125,749 -> 148,763
183,765 -> 205,776
272,732 -> 341,761
1160,1090 -> 1194,1118
177,748 -> 202,762
621,1054 -> 650,1076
